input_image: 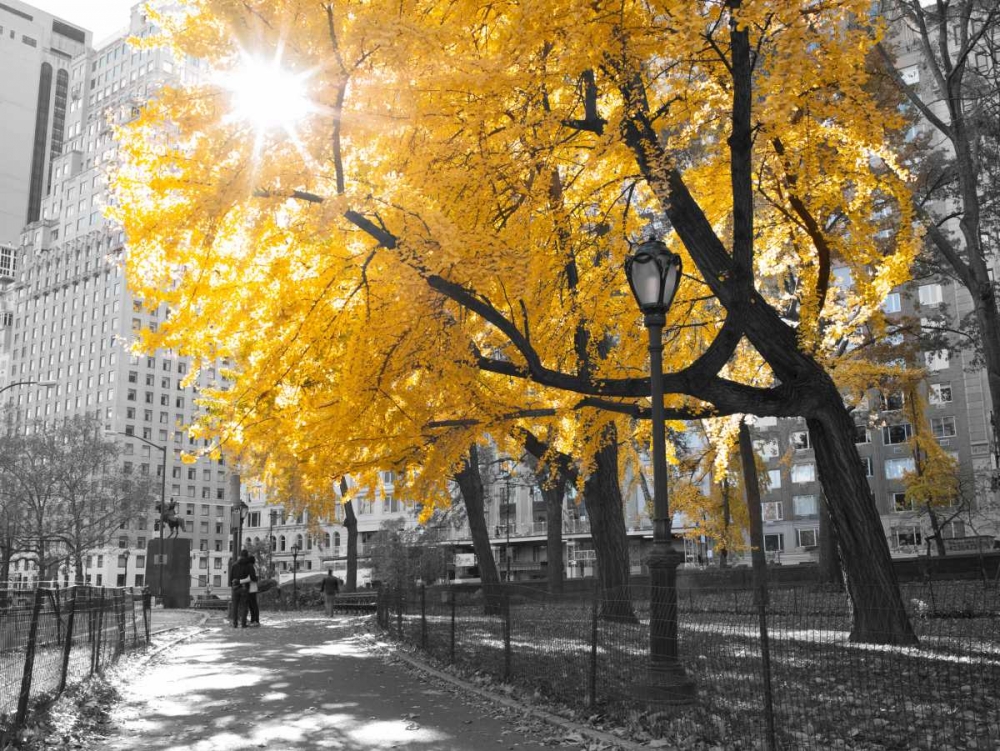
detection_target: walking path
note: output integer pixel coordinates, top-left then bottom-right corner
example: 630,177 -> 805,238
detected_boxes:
94,613 -> 618,751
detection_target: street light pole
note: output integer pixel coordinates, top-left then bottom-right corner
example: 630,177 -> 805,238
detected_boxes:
505,478 -> 511,583
625,239 -> 695,704
291,543 -> 300,608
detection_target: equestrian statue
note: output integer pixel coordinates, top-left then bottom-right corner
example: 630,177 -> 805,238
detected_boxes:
156,499 -> 185,538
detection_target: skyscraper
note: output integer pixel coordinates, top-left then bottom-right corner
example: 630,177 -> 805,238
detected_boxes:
0,0 -> 89,246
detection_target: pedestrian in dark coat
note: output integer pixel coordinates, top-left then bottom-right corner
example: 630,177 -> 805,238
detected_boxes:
229,550 -> 255,628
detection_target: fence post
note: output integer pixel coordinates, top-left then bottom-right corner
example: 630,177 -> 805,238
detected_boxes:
420,584 -> 427,650
58,586 -> 78,694
142,588 -> 151,646
91,588 -> 105,675
589,594 -> 598,709
130,588 -> 139,648
15,587 -> 45,727
53,584 -> 62,645
449,588 -> 456,664
502,590 -> 511,683
115,589 -> 127,658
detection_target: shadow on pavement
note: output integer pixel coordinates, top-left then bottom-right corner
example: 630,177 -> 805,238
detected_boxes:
103,616 -> 555,751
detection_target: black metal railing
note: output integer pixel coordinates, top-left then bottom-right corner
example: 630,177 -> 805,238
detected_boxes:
0,585 -> 151,736
377,577 -> 1000,750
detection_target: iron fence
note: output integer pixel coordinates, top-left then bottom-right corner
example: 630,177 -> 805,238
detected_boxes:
0,585 -> 151,736
377,578 -> 1000,750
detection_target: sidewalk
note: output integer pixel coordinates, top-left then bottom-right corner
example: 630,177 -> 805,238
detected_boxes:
94,613 -> 610,751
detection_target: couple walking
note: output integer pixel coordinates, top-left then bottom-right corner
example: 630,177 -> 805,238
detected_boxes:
230,550 -> 261,628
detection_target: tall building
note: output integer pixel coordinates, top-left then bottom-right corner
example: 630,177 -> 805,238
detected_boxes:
0,0 -> 89,246
1,3 -> 232,596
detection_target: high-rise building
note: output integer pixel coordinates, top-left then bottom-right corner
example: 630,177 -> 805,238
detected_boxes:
1,3 -> 232,596
0,0 -> 89,246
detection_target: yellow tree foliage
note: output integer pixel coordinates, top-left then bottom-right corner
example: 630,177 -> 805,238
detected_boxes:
110,1 -> 918,542
902,386 -> 959,512
668,418 -> 754,556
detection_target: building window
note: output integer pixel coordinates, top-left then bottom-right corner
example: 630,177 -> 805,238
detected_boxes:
861,456 -> 873,477
890,491 -> 911,512
892,525 -> 922,548
764,533 -> 784,552
900,64 -> 920,85
762,501 -> 783,522
853,424 -> 870,444
885,457 -> 915,480
928,383 -> 952,405
882,424 -> 912,445
789,431 -> 811,451
796,528 -> 818,548
791,463 -> 816,483
925,350 -> 950,371
931,416 -> 956,439
792,495 -> 818,518
766,469 -> 781,490
918,283 -> 942,306
753,439 -> 779,459
881,293 -> 901,313
879,391 -> 905,411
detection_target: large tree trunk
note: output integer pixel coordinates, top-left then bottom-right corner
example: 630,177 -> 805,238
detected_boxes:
818,493 -> 842,585
343,500 -> 358,593
539,473 -> 565,594
583,426 -> 636,622
454,444 -> 502,614
808,406 -> 917,645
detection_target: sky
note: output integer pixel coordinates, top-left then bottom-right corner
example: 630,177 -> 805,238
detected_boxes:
31,0 -> 141,45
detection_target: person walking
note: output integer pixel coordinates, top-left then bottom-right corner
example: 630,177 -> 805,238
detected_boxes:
247,554 -> 261,627
320,569 -> 340,617
229,550 -> 255,628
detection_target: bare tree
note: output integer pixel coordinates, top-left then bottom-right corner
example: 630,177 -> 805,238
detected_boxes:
0,415 -> 154,582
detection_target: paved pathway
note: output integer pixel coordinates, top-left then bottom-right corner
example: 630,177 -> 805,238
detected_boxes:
95,614 -> 598,751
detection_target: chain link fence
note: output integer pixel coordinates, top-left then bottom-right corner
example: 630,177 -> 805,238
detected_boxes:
0,585 -> 151,737
377,576 -> 999,750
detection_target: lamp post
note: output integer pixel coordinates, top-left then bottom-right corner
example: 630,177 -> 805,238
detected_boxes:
268,510 -> 277,578
0,379 -> 57,395
505,478 -> 512,582
108,431 -> 168,602
231,501 -> 248,561
291,543 -> 300,609
624,238 -> 695,704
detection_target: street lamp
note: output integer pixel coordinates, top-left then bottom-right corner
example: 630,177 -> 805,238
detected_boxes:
291,543 -> 301,609
108,431 -> 168,602
624,238 -> 695,704
0,380 -> 56,395
230,500 -> 249,561
505,477 -> 512,583
268,510 -> 278,578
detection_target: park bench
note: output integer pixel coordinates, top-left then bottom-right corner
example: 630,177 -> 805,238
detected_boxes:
333,592 -> 378,612
192,598 -> 229,610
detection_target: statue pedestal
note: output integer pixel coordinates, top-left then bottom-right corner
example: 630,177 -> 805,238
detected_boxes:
146,537 -> 192,608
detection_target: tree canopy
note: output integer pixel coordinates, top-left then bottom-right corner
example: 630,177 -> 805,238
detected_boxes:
114,0 -> 916,499
112,0 -> 926,641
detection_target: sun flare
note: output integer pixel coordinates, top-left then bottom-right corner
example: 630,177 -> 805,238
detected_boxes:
221,53 -> 314,133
